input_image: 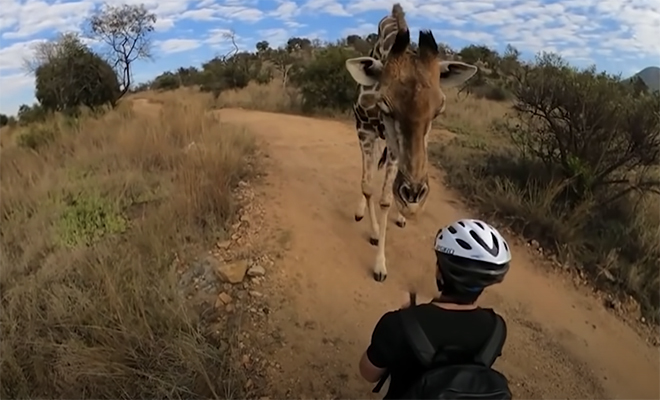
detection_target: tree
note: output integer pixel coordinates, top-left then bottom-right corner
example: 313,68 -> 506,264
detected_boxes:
345,35 -> 371,55
87,3 -> 157,97
290,45 -> 360,113
33,34 -> 120,113
508,52 -> 660,205
255,40 -> 270,55
286,37 -> 311,54
23,32 -> 84,73
268,48 -> 295,88
0,114 -> 8,127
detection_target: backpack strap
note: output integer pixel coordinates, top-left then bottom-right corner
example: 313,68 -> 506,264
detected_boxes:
372,310 -> 435,393
400,308 -> 506,368
473,310 -> 506,367
400,310 -> 437,367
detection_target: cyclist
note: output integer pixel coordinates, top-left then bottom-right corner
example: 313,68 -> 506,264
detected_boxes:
358,218 -> 512,399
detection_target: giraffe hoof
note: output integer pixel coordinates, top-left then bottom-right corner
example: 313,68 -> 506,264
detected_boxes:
369,237 -> 379,246
373,271 -> 387,282
355,215 -> 364,222
395,220 -> 406,228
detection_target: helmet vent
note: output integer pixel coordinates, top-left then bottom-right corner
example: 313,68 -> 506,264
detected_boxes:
457,221 -> 465,228
455,238 -> 472,250
475,221 -> 485,230
447,225 -> 457,234
469,230 -> 500,257
503,241 -> 509,252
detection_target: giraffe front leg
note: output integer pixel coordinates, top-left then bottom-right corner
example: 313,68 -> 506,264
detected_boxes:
356,131 -> 380,245
373,156 -> 397,282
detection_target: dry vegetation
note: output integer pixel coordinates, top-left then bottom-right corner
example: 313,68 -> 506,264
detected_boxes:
0,89 -> 257,398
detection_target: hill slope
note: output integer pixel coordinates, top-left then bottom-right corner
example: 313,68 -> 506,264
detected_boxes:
631,66 -> 660,91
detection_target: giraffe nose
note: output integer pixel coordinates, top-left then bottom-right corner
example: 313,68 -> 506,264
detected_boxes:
399,182 -> 428,204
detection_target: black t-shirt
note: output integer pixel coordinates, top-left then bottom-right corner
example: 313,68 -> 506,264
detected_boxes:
366,303 -> 505,399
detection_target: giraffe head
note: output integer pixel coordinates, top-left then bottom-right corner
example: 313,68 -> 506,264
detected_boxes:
345,15 -> 477,218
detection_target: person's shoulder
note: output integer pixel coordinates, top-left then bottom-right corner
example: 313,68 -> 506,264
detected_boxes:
375,308 -> 403,330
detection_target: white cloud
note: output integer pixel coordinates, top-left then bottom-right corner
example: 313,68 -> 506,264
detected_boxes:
0,39 -> 44,71
257,28 -> 291,48
1,0 -> 94,39
0,72 -> 33,97
157,38 -> 201,54
342,22 -> 376,37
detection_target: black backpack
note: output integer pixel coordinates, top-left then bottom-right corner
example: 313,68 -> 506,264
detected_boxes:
373,308 -> 512,400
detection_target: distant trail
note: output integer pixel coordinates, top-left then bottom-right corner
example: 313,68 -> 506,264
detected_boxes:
218,108 -> 659,400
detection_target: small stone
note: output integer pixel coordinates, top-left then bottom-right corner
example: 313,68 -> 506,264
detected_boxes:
215,292 -> 232,308
247,265 -> 266,277
215,260 -> 249,284
529,239 -> 540,249
249,290 -> 263,298
217,241 -> 231,249
226,303 -> 235,312
245,378 -> 253,389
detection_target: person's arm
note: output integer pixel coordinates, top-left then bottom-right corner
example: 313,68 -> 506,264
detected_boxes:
359,350 -> 386,382
359,311 -> 398,382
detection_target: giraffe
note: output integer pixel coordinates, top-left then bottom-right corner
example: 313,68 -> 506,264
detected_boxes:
345,3 -> 478,282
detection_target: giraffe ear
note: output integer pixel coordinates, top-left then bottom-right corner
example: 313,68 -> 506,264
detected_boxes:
345,57 -> 383,86
438,61 -> 477,88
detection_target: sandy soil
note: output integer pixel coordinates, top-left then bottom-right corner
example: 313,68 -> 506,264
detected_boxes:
218,108 -> 659,400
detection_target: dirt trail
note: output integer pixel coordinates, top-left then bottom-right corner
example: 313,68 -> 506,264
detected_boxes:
218,108 -> 659,399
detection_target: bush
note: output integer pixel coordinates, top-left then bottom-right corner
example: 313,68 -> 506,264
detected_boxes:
56,191 -> 128,247
17,103 -> 47,125
35,36 -> 120,114
152,72 -> 181,91
507,53 -> 660,206
289,45 -> 360,113
16,125 -> 58,150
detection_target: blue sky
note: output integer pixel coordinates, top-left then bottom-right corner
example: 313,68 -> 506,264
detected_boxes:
1,0 -> 659,116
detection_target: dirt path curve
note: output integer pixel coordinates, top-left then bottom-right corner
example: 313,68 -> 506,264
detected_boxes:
218,108 -> 659,399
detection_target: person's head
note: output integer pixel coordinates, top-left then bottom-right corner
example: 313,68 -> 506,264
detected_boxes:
433,219 -> 511,305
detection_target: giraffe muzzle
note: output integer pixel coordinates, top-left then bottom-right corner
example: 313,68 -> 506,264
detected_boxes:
395,180 -> 429,218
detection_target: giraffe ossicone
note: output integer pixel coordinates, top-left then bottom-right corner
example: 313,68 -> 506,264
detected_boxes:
345,3 -> 478,282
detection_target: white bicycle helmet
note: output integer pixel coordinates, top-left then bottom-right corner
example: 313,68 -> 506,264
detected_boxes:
433,219 -> 511,289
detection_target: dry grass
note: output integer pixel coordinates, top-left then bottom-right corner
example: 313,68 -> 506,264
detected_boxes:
214,81 -> 300,113
0,90 -> 257,398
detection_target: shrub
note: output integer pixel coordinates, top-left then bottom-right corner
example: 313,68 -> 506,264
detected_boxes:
507,53 -> 660,206
16,125 -> 58,150
35,41 -> 120,114
289,45 -> 360,113
56,191 -> 128,247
